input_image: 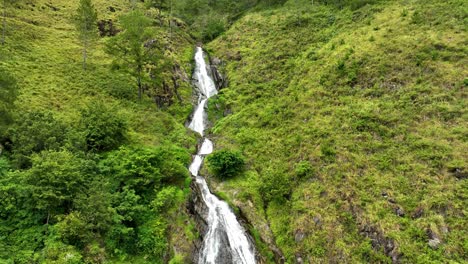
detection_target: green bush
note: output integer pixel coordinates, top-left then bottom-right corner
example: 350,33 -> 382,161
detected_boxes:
207,149 -> 245,179
100,146 -> 189,196
318,0 -> 380,10
80,102 -> 127,152
294,161 -> 314,179
169,254 -> 185,264
201,14 -> 227,42
25,150 -> 92,216
258,170 -> 291,203
136,218 -> 168,259
0,68 -> 18,130
9,111 -> 70,168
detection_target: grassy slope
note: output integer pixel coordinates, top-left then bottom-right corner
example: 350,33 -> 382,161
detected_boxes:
2,0 -> 196,147
208,0 -> 467,262
1,0 -> 198,262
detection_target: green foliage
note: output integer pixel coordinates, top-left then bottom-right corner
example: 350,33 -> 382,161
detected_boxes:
317,0 -> 380,10
0,68 -> 17,129
80,102 -> 127,152
25,150 -> 93,216
55,212 -> 92,248
207,149 -> 245,178
208,0 -> 467,261
101,146 -> 189,195
151,186 -> 184,213
0,0 -> 196,262
200,14 -> 226,42
9,111 -> 71,168
258,170 -> 291,203
136,217 -> 167,258
145,0 -> 170,10
40,239 -> 84,264
168,254 -> 184,264
172,0 -> 260,41
106,10 -> 154,100
74,0 -> 98,70
294,161 -> 313,179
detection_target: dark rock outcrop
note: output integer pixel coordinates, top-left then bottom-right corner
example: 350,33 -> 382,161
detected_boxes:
360,224 -> 401,263
97,19 -> 119,37
450,167 -> 467,179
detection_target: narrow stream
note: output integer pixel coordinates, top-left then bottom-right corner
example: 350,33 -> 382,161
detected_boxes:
188,47 -> 256,264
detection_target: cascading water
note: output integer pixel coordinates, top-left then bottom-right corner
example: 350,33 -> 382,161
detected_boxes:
188,47 -> 256,264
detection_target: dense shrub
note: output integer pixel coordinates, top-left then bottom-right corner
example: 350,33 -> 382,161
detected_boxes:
258,170 -> 291,203
9,111 -> 70,168
80,102 -> 127,152
207,149 -> 245,179
0,69 -> 17,130
100,146 -> 189,195
25,150 -> 94,216
318,0 -> 380,10
200,14 -> 227,42
294,161 -> 314,179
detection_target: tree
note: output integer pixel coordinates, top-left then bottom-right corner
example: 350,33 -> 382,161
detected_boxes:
25,150 -> 92,220
74,0 -> 98,70
9,111 -> 69,168
106,10 -> 154,100
101,145 -> 188,194
207,149 -> 245,179
1,0 -> 13,45
80,102 -> 127,152
0,68 -> 17,129
145,0 -> 169,10
258,169 -> 291,203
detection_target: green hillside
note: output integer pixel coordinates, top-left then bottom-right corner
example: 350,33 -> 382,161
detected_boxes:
0,0 -> 198,263
0,0 -> 466,263
207,0 -> 467,262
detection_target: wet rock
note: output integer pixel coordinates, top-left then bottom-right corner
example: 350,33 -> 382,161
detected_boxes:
97,19 -> 119,37
294,230 -> 306,243
223,108 -> 233,117
296,255 -> 304,264
360,224 -> 401,263
226,51 -> 242,61
313,216 -> 321,226
426,228 -> 439,240
381,191 -> 388,198
426,228 -> 442,250
441,225 -> 449,234
388,197 -> 396,204
411,207 -> 424,219
210,65 -> 228,89
428,238 -> 441,249
212,57 -> 222,66
395,207 -> 405,217
188,181 -> 209,233
450,167 -> 467,179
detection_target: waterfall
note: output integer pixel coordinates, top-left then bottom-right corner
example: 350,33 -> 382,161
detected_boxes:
188,47 -> 256,264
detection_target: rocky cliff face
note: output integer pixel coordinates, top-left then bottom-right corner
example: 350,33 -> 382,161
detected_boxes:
188,178 -> 208,263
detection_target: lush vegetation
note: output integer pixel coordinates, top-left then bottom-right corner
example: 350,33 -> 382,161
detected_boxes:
1,0 -> 466,263
207,0 -> 467,262
207,149 -> 245,179
0,0 -> 199,263
172,0 -> 287,41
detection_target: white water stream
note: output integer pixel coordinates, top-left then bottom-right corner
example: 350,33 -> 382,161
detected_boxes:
188,47 -> 256,264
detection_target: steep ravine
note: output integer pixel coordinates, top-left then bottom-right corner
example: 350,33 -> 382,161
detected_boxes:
186,47 -> 257,264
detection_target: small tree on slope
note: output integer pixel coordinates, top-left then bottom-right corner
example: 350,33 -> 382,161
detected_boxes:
74,0 -> 98,70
